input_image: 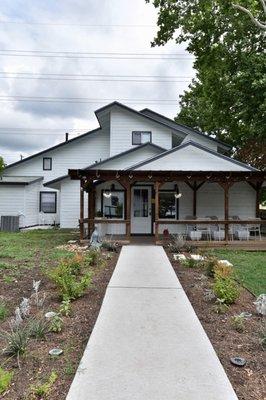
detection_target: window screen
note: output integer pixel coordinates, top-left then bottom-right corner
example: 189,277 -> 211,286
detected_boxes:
40,192 -> 57,213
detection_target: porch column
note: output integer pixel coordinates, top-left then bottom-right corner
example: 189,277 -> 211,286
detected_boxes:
219,181 -> 233,241
80,180 -> 84,241
185,181 -> 205,217
255,182 -> 262,218
88,186 -> 96,238
154,181 -> 162,243
125,183 -> 131,241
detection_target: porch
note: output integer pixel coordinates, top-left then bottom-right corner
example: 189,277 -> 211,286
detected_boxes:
68,169 -> 266,246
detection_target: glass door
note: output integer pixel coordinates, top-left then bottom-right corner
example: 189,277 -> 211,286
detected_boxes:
131,186 -> 152,234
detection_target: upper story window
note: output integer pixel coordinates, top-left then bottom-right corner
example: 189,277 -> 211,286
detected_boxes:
40,192 -> 57,213
132,131 -> 152,145
43,157 -> 52,171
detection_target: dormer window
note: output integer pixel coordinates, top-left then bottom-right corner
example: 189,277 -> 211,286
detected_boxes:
43,157 -> 52,171
132,131 -> 152,145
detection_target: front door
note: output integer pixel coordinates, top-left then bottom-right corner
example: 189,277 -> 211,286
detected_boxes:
131,186 -> 152,234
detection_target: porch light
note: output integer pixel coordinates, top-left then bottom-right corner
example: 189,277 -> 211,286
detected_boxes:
174,193 -> 182,199
103,189 -> 112,198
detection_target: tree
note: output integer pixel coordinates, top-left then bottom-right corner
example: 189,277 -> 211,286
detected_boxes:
233,0 -> 266,30
146,1 -> 265,168
0,156 -> 4,174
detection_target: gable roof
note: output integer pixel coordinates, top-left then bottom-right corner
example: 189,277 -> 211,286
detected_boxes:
126,141 -> 257,171
95,101 -> 187,139
4,127 -> 101,170
44,143 -> 166,188
140,108 -> 232,151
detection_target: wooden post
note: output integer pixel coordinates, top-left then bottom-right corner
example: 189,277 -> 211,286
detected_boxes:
155,181 -> 160,242
80,180 -> 84,241
256,182 -> 262,218
219,181 -> 233,242
88,186 -> 96,237
193,184 -> 197,217
126,183 -> 131,241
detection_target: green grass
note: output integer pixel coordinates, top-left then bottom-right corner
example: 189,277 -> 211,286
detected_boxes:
0,229 -> 78,280
211,249 -> 266,296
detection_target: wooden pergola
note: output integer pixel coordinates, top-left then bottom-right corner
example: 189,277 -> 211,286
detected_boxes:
68,168 -> 266,243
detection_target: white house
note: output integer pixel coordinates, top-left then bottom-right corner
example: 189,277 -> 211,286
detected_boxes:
1,101 -> 264,240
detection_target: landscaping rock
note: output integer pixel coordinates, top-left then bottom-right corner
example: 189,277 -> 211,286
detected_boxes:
239,312 -> 252,319
45,311 -> 57,319
49,348 -> 63,356
230,357 -> 246,367
173,254 -> 186,261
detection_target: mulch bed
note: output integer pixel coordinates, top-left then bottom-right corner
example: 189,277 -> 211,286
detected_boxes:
0,250 -> 119,400
167,251 -> 266,400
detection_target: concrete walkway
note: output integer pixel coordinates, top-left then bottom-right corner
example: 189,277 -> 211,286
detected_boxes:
66,246 -> 238,400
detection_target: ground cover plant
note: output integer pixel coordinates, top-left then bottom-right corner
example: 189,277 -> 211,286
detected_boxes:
168,248 -> 266,400
0,229 -> 119,399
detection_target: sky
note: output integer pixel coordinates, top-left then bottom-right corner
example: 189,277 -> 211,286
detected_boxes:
0,0 -> 195,165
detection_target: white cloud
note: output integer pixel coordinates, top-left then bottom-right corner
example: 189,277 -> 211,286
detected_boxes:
0,0 -> 195,165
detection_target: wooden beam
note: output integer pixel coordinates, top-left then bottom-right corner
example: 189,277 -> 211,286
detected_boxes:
218,182 -> 234,242
88,187 -> 96,238
125,183 -> 131,241
80,180 -> 84,241
256,182 -> 263,218
154,181 -> 164,242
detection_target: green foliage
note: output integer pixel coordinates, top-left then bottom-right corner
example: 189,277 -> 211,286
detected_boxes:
49,314 -> 63,333
28,316 -> 49,339
0,156 -> 5,174
202,256 -> 220,278
212,298 -> 230,314
47,257 -> 92,300
59,299 -> 71,317
0,367 -> 13,394
147,0 -> 265,168
181,257 -> 198,268
231,314 -> 245,332
101,241 -> 117,252
0,325 -> 29,356
259,322 -> 266,350
30,370 -> 58,398
213,277 -> 240,305
0,300 -> 8,321
168,236 -> 196,253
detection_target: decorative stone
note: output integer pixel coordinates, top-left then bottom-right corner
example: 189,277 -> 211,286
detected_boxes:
230,357 -> 246,367
45,311 -> 57,319
254,294 -> 266,316
68,240 -> 77,244
49,348 -> 63,356
239,312 -> 252,319
173,254 -> 186,261
190,254 -> 204,261
218,260 -> 233,267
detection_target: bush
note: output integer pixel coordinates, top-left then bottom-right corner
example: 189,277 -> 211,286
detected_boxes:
231,315 -> 245,333
28,316 -> 49,339
214,263 -> 234,279
47,258 -> 92,300
49,314 -> 63,333
168,236 -> 196,254
59,299 -> 71,317
101,241 -> 117,252
259,323 -> 266,350
0,367 -> 13,394
0,300 -> 8,321
0,325 -> 29,356
30,370 -> 58,398
181,258 -> 198,268
202,256 -> 220,277
212,298 -> 229,314
213,277 -> 240,305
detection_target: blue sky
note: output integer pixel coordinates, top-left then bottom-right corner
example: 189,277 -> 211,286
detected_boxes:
0,0 -> 194,164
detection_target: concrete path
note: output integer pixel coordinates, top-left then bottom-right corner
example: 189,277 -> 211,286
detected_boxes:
66,246 -> 238,400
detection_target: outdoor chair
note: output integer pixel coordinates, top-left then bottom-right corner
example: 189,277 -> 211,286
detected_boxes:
196,217 -> 212,241
247,217 -> 262,240
185,215 -> 197,239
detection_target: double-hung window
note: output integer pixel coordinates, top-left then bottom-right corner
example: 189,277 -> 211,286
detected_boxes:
40,192 -> 57,213
43,157 -> 52,170
132,131 -> 151,145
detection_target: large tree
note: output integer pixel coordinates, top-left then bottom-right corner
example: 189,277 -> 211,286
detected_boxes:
147,0 -> 265,168
0,156 -> 4,174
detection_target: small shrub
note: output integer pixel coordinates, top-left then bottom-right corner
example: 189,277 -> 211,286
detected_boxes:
0,367 -> 13,394
202,256 -> 220,278
59,299 -> 71,317
101,241 -> 117,252
213,277 -> 240,305
47,258 -> 92,300
182,242 -> 196,254
49,314 -> 63,333
212,298 -> 229,314
181,258 -> 198,268
231,315 -> 245,333
214,263 -> 234,279
0,300 -> 8,321
0,325 -> 29,356
30,370 -> 58,398
28,316 -> 49,339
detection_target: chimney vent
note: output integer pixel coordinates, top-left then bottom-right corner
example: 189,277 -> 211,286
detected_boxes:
65,132 -> 69,142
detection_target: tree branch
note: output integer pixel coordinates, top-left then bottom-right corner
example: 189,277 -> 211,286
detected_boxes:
259,0 -> 266,15
233,3 -> 266,30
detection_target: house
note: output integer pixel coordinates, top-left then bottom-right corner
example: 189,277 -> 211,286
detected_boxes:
1,101 -> 265,240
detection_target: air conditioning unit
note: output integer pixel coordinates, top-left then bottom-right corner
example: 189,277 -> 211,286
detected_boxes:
0,216 -> 20,232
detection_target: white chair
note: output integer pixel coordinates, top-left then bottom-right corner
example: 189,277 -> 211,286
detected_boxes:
196,217 -> 212,241
248,218 -> 262,240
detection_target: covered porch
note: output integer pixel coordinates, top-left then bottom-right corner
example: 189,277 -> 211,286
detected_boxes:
68,169 -> 266,245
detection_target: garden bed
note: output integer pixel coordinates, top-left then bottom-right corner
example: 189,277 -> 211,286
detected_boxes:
0,230 -> 119,399
167,251 -> 265,400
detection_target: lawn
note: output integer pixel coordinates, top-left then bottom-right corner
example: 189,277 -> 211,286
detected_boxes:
211,249 -> 266,296
0,228 -> 119,399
